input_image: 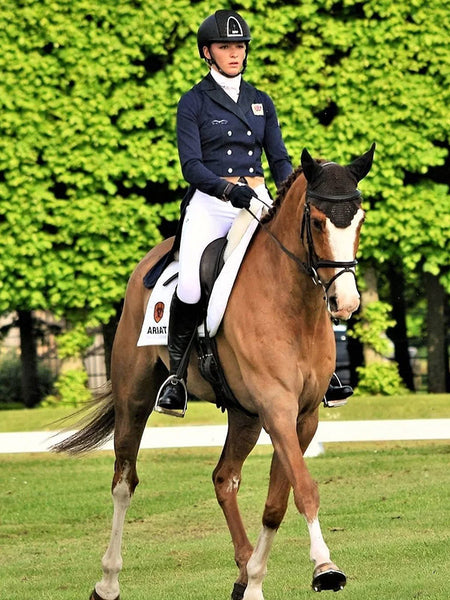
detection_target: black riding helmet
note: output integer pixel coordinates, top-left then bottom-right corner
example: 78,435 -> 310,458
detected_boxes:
197,10 -> 251,75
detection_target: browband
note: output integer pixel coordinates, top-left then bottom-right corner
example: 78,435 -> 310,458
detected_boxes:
306,189 -> 362,203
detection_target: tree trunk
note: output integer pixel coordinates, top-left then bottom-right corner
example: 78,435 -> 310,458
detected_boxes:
347,316 -> 364,387
18,310 -> 41,407
387,261 -> 415,390
426,273 -> 448,392
361,267 -> 383,365
101,303 -> 122,380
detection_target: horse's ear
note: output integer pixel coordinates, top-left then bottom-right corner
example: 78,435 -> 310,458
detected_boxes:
346,143 -> 376,182
301,148 -> 322,183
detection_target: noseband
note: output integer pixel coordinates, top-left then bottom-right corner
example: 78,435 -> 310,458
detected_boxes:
301,189 -> 361,291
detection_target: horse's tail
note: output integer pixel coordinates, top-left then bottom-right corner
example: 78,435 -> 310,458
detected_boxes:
51,381 -> 115,454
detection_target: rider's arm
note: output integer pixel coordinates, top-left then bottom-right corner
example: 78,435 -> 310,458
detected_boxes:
177,92 -> 229,199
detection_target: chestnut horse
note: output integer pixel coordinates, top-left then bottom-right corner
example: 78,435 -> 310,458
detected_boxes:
54,145 -> 375,599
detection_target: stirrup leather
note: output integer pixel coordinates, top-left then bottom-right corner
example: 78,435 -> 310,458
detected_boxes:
154,374 -> 188,418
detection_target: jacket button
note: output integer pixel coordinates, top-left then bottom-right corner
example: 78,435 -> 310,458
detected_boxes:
227,149 -> 232,155
249,167 -> 255,173
227,130 -> 233,136
228,168 -> 233,173
248,150 -> 253,156
247,130 -> 252,136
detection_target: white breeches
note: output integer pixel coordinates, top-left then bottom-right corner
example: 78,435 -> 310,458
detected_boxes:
177,184 -> 272,305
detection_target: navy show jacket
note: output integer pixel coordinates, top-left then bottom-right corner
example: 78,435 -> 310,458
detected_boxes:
177,73 -> 293,199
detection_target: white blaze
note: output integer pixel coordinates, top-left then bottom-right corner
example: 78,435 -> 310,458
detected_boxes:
326,208 -> 364,318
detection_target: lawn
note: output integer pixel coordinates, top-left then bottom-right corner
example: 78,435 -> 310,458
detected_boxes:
1,442 -> 449,600
0,393 -> 449,433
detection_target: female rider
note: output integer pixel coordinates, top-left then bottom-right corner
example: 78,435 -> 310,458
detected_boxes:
155,10 -> 351,416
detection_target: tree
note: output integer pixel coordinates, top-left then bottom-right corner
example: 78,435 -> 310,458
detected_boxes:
0,0 -> 448,391
426,273 -> 448,392
0,0 -> 183,355
17,310 -> 41,407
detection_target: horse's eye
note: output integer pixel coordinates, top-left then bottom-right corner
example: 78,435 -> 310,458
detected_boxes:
312,219 -> 324,231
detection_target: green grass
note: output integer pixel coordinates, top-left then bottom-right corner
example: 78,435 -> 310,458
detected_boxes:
0,442 -> 449,599
321,392 -> 450,421
0,400 -> 228,432
0,393 -> 449,433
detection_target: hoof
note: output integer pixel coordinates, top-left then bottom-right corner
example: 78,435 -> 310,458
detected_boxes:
231,582 -> 247,600
312,563 -> 346,592
90,589 -> 120,600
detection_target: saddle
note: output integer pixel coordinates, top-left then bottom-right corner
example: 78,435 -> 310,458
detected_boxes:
141,195 -> 265,417
197,238 -> 257,416
141,234 -> 257,417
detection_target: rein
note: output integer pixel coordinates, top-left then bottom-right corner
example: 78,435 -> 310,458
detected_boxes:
246,189 -> 360,293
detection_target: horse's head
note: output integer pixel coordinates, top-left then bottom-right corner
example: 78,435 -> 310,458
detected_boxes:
300,144 -> 375,320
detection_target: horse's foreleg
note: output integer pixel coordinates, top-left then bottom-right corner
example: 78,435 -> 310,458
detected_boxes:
263,408 -> 346,593
296,413 -> 329,565
243,451 -> 291,600
297,413 -> 346,592
212,409 -> 262,599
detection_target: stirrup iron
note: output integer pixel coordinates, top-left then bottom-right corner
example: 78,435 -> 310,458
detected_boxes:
154,374 -> 188,418
323,373 -> 351,408
323,396 -> 348,408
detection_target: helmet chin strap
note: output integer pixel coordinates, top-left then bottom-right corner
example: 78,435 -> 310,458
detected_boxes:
206,48 -> 247,77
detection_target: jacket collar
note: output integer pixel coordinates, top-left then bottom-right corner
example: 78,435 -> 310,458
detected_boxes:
199,73 -> 257,128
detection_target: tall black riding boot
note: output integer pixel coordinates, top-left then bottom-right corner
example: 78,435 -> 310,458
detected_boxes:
323,373 -> 353,408
155,294 -> 201,417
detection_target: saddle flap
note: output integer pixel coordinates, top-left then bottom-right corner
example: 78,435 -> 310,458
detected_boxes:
138,200 -> 263,345
199,237 -> 228,305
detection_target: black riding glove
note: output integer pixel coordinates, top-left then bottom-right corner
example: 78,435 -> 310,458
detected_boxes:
223,183 -> 257,209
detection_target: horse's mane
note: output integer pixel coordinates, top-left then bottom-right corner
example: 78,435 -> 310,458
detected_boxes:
262,165 -> 304,224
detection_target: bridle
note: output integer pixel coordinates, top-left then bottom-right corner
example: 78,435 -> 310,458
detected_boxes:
247,187 -> 362,294
301,189 -> 361,291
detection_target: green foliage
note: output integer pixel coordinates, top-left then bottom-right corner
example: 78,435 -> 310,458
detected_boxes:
0,0 -> 183,329
0,0 -> 448,344
355,361 -> 409,395
350,300 -> 395,356
0,353 -> 55,405
55,324 -> 94,359
42,368 -> 91,407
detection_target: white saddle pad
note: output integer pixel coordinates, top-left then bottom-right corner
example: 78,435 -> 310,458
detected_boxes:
137,201 -> 263,346
137,261 -> 178,346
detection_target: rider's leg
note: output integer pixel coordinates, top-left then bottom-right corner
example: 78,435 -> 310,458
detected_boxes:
323,373 -> 353,408
154,293 -> 201,416
155,191 -> 240,417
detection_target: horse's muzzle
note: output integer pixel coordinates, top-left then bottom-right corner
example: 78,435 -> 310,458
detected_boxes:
328,296 -> 360,320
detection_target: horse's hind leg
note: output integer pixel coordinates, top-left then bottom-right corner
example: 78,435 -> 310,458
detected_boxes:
212,409 -> 262,600
91,460 -> 136,600
92,346 -> 165,600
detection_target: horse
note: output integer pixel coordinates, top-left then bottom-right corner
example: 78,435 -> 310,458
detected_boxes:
54,144 -> 375,600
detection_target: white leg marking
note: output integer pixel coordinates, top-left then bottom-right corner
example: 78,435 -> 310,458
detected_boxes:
243,526 -> 277,600
95,468 -> 132,600
226,475 -> 240,493
307,517 -> 331,567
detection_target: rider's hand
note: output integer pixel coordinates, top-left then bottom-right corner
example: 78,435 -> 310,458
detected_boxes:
225,184 -> 257,209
